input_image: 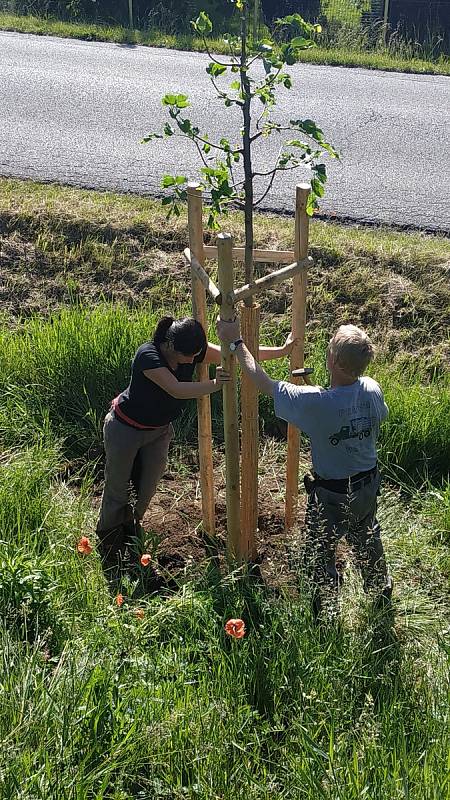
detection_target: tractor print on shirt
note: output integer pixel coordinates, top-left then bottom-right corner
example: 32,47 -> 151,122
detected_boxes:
329,417 -> 371,446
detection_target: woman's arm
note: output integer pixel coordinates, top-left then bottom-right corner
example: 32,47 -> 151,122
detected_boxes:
143,366 -> 229,399
259,332 -> 295,361
204,333 -> 295,365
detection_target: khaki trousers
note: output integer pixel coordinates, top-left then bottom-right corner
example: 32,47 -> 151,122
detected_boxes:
97,411 -> 173,535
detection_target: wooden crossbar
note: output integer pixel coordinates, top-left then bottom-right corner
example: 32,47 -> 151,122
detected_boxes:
203,245 -> 295,264
184,248 -> 221,303
231,256 -> 312,303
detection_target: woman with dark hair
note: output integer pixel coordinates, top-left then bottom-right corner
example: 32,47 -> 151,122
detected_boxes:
97,315 -> 294,569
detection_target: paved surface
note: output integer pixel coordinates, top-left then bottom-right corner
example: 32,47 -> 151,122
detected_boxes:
1,30 -> 449,231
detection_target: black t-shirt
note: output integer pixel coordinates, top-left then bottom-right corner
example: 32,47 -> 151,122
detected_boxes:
117,341 -> 207,427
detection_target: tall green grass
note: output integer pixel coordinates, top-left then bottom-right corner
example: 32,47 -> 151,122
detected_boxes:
1,304 -> 449,483
0,445 -> 448,799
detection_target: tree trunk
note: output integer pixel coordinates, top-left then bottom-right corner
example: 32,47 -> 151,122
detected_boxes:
240,2 -> 254,291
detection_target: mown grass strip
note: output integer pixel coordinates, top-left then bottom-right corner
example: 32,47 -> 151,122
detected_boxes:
1,12 -> 449,76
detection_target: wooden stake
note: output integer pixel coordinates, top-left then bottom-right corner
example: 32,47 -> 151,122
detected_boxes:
184,249 -> 221,303
240,303 -> 260,561
232,257 -> 311,303
204,245 -> 295,264
217,233 -> 241,559
187,184 -> 215,536
285,184 -> 310,530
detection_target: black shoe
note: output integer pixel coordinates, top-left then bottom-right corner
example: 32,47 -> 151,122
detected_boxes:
373,577 -> 393,611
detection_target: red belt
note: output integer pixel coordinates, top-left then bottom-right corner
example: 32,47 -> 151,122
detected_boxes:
111,397 -> 163,430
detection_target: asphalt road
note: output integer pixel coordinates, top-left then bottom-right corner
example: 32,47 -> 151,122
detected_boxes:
1,31 -> 449,231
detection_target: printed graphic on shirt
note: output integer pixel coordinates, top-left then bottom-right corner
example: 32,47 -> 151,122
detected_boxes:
329,416 -> 372,446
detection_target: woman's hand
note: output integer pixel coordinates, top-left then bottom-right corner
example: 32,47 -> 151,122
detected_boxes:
282,332 -> 297,355
214,366 -> 230,388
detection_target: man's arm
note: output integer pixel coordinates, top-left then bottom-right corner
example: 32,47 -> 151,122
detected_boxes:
235,342 -> 277,397
216,319 -> 276,397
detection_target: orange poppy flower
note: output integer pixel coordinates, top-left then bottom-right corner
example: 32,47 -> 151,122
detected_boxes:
140,553 -> 152,567
134,608 -> 145,620
224,618 -> 246,639
77,536 -> 93,555
116,593 -> 124,607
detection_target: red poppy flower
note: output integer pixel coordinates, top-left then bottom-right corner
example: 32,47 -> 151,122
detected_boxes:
77,536 -> 93,555
224,618 -> 246,639
116,593 -> 124,607
140,553 -> 151,567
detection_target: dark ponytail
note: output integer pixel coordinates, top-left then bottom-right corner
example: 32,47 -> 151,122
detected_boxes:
153,316 -> 206,355
153,316 -> 175,348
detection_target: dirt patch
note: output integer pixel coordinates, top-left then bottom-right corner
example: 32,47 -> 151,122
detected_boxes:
137,464 -> 300,591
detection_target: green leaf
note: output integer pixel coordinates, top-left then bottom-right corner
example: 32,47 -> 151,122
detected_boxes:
314,163 -> 327,183
275,13 -> 314,37
206,62 -> 227,77
230,80 -> 241,90
203,142 -> 211,154
306,193 -> 317,216
163,123 -> 174,136
162,175 -> 185,188
286,139 -> 308,149
161,197 -> 172,206
141,133 -> 162,143
178,118 -> 193,134
290,36 -> 311,47
162,93 -> 190,109
193,11 -> 212,35
311,178 -> 325,198
175,94 -> 190,108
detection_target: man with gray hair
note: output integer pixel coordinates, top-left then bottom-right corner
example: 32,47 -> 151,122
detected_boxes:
217,320 -> 393,619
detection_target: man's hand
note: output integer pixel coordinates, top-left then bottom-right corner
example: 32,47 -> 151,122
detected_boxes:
216,317 -> 241,344
282,332 -> 297,355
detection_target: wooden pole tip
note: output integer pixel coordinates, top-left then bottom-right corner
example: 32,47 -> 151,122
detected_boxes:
217,232 -> 233,241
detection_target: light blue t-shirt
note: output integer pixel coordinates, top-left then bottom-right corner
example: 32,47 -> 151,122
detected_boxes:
274,376 -> 388,480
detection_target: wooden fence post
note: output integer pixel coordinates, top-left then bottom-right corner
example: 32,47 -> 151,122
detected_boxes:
240,304 -> 259,560
187,184 -> 215,535
217,233 -> 241,558
285,184 -> 310,530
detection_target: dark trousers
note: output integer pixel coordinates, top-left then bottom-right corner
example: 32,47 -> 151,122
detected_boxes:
303,470 -> 390,614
